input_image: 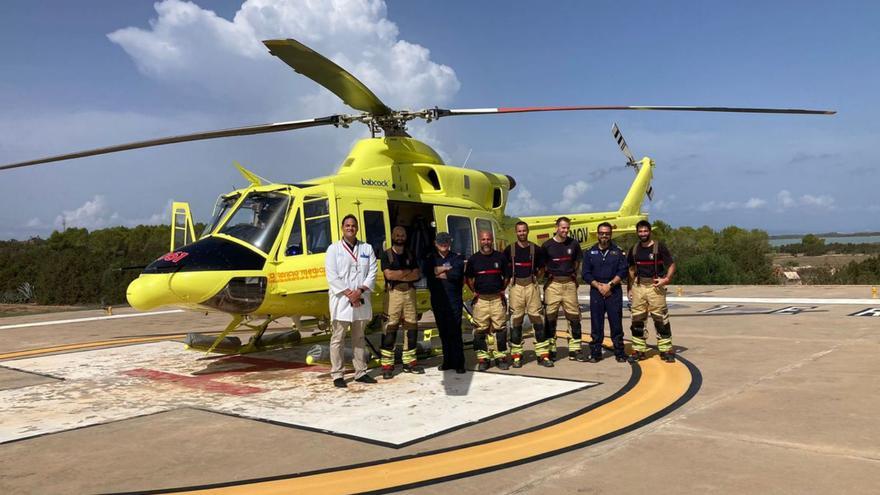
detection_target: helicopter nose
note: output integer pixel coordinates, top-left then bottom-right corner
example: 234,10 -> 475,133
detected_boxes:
126,274 -> 178,311
127,272 -> 234,311
128,236 -> 267,311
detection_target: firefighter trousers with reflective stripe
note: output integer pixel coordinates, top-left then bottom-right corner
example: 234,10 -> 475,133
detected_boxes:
630,282 -> 672,352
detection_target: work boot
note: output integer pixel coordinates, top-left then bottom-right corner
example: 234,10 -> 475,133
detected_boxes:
403,363 -> 425,374
660,350 -> 676,363
538,356 -> 555,368
333,378 -> 347,388
512,358 -> 522,369
477,359 -> 491,372
382,366 -> 394,380
570,349 -> 587,362
355,374 -> 377,384
615,354 -> 628,363
588,354 -> 602,363
628,351 -> 648,362
496,358 -> 510,370
549,350 -> 557,361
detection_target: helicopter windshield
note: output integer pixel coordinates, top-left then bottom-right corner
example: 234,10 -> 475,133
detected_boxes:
218,191 -> 290,253
203,194 -> 240,238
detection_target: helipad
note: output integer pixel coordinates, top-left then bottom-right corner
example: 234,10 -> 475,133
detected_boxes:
0,285 -> 877,494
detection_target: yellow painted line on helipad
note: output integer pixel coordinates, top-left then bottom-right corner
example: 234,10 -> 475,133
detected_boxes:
172,356 -> 694,495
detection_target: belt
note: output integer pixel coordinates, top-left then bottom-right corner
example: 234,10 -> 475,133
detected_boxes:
390,282 -> 413,291
476,292 -> 503,300
637,277 -> 657,284
549,275 -> 576,283
514,277 -> 535,286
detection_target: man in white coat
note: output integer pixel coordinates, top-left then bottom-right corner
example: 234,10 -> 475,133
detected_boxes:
325,214 -> 379,388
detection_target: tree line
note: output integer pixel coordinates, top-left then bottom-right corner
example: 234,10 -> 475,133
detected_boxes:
2,222 -> 878,306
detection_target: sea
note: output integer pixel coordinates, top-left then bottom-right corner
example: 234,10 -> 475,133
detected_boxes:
769,235 -> 880,247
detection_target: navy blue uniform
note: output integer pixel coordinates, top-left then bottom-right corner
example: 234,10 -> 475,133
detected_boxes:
425,250 -> 466,370
582,242 -> 628,359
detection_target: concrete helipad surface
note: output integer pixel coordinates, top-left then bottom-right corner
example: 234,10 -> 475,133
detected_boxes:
0,285 -> 878,494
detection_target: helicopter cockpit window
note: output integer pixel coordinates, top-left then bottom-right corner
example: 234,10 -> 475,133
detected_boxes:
203,194 -> 239,238
303,196 -> 331,254
285,207 -> 303,256
218,192 -> 290,253
447,215 -> 474,257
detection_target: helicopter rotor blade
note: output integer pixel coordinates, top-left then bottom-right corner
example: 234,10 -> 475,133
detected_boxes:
433,105 -> 836,118
264,39 -> 393,117
0,115 -> 344,171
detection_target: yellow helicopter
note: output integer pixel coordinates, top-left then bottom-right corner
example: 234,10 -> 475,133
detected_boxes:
0,38 -> 834,355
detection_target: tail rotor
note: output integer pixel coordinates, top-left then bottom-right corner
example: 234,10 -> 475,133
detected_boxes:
612,123 -> 653,201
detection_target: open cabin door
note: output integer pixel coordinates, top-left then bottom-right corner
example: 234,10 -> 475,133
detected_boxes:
170,201 -> 196,251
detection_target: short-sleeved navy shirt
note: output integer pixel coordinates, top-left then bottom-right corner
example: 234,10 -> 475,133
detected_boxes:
380,248 -> 418,287
627,242 -> 674,278
504,241 -> 545,279
542,237 -> 582,277
464,250 -> 510,294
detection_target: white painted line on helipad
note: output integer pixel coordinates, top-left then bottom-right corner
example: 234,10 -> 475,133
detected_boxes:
578,295 -> 878,305
0,310 -> 185,331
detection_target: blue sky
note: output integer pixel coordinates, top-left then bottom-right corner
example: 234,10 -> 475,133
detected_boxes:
1,0 -> 877,239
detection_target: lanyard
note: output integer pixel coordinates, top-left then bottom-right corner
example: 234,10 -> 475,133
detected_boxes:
599,246 -> 610,263
341,240 -> 358,262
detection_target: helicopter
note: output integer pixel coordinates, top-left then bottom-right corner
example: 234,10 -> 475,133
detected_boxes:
0,38 -> 834,355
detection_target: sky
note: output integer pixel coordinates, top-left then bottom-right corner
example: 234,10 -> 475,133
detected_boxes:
0,0 -> 877,240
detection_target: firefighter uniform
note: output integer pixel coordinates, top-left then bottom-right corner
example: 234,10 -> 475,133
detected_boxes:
542,237 -> 585,360
627,242 -> 675,357
504,241 -> 548,366
380,247 -> 420,374
464,249 -> 511,368
582,241 -> 628,360
425,246 -> 466,371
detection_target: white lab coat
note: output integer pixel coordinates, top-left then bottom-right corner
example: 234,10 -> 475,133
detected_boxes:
325,239 -> 377,322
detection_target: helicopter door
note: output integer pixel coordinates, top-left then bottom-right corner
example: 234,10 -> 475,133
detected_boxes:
170,201 -> 196,251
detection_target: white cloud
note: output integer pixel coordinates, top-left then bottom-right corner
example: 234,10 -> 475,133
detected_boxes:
606,201 -> 620,210
776,189 -> 836,210
107,0 -> 460,116
800,194 -> 835,208
777,190 -> 796,209
697,197 -> 767,212
552,180 -> 592,212
507,186 -> 546,216
25,217 -> 45,228
53,196 -> 172,231
744,197 -> 767,209
55,195 -> 117,230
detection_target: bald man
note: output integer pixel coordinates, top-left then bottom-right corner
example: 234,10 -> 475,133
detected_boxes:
379,226 -> 424,379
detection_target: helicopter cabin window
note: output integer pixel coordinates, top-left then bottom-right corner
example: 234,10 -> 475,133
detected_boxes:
493,188 -> 503,208
285,208 -> 303,256
303,196 -> 332,254
218,192 -> 290,253
463,175 -> 470,190
447,215 -> 474,257
475,218 -> 494,237
363,210 -> 386,255
203,193 -> 239,238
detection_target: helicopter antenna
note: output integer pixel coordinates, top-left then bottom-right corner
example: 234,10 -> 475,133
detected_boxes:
462,148 -> 473,168
612,123 -> 653,201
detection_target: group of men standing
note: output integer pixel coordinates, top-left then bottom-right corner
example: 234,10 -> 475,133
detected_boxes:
324,214 -> 676,388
